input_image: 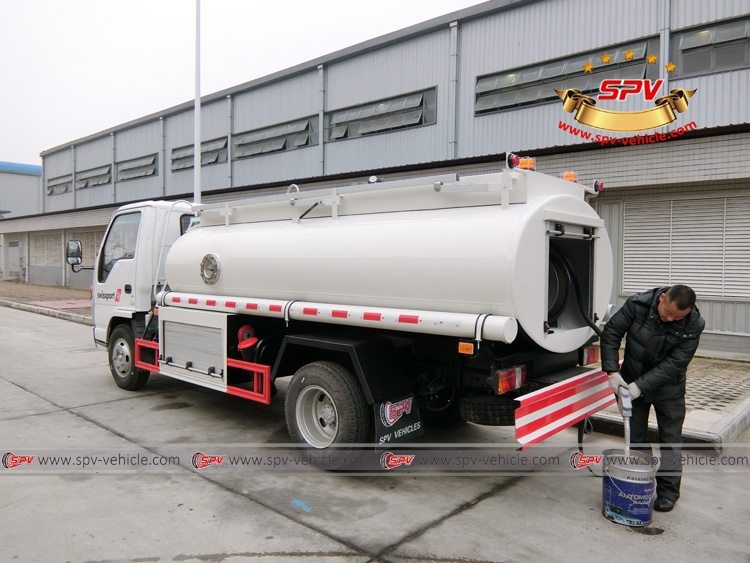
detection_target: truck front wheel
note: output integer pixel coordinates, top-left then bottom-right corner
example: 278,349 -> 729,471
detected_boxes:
285,362 -> 369,448
109,325 -> 150,391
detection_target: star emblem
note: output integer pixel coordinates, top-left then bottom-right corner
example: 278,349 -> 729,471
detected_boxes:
600,53 -> 612,64
624,49 -> 635,60
647,53 -> 658,64
583,61 -> 594,73
666,61 -> 676,73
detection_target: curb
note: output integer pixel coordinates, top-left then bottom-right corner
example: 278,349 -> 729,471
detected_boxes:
0,299 -> 93,326
589,398 -> 750,453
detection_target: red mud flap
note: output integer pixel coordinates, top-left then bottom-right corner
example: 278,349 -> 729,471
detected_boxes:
135,338 -> 160,372
226,358 -> 272,405
515,368 -> 615,449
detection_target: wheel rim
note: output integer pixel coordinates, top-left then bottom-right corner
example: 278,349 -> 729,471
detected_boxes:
295,385 -> 339,448
111,337 -> 132,378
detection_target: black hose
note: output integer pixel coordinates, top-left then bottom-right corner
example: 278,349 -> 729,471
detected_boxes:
553,247 -> 603,337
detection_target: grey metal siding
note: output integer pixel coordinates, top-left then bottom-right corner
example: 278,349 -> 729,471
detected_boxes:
670,0 -> 750,31
325,29 -> 451,169
43,150 -> 72,179
76,184 -> 116,208
0,172 -> 41,218
324,125 -> 444,175
232,146 -> 321,187
201,98 -> 230,140
233,71 -> 318,134
115,121 -> 162,161
671,70 -> 750,129
75,137 -> 112,170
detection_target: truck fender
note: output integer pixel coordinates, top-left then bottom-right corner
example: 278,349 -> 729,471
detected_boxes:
272,334 -> 423,444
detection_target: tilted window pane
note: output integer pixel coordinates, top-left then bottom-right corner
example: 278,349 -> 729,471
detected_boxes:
680,29 -> 713,50
714,21 -> 748,44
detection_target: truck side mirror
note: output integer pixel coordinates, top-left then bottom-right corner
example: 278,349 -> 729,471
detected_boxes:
66,240 -> 83,266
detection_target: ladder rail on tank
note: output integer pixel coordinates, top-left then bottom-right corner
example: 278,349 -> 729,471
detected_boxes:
191,170 -> 543,227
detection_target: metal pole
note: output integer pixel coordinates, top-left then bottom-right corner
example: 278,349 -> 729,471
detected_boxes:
193,0 -> 201,204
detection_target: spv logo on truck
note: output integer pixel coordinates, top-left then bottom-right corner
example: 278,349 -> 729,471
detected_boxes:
380,398 -> 413,427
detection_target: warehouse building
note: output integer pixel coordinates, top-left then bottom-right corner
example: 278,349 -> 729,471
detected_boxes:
0,0 -> 748,353
0,162 -> 42,280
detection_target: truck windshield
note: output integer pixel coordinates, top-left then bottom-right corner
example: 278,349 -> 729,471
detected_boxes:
98,212 -> 141,282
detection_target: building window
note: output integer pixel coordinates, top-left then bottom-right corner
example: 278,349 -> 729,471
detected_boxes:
475,39 -> 660,114
669,18 -> 750,78
47,175 -> 72,195
233,117 -> 318,160
75,165 -> 111,189
116,155 -> 158,182
171,138 -> 228,171
325,88 -> 437,141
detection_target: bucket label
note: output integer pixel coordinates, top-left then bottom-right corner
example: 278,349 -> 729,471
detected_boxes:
602,474 -> 655,527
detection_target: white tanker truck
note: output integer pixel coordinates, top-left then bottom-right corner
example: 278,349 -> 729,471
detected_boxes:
67,156 -> 615,449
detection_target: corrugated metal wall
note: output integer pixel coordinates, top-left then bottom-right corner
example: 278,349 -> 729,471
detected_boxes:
24,0 -> 750,351
0,171 -> 41,217
324,29 -> 451,172
670,0 -> 750,30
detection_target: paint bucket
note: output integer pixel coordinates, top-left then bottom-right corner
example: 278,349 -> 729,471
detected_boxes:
602,449 -> 659,527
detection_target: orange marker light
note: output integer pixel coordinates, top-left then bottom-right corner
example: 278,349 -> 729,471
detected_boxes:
562,171 -> 578,182
458,342 -> 475,355
518,157 -> 536,171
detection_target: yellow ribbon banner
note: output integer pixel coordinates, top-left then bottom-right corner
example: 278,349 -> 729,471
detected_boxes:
555,88 -> 697,132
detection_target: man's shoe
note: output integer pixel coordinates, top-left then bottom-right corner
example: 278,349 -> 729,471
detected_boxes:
654,497 -> 676,512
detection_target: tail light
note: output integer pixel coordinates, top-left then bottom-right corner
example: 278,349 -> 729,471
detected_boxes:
494,365 -> 527,395
580,345 -> 600,366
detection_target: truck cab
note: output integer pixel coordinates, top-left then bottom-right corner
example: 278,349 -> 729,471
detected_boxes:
68,201 -> 192,388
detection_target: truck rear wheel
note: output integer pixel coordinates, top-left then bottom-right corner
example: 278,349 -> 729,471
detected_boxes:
109,325 -> 150,391
285,361 -> 369,448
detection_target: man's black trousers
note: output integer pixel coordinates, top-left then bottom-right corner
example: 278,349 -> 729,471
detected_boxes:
630,397 -> 686,502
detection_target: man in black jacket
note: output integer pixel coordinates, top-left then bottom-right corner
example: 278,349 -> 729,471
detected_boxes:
601,285 -> 705,513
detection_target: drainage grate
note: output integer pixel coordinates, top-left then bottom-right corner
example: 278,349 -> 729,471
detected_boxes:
685,359 -> 750,413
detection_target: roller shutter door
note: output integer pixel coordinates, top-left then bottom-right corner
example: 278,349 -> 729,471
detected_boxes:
623,196 -> 750,299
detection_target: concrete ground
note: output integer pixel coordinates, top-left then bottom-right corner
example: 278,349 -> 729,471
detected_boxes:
1,306 -> 749,562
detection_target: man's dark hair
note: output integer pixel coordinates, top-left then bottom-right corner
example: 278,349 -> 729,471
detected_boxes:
666,284 -> 696,310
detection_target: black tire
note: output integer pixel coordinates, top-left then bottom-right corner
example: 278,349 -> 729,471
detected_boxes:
459,393 -> 517,426
108,325 -> 150,391
285,361 -> 369,448
459,381 -> 548,426
419,386 -> 466,428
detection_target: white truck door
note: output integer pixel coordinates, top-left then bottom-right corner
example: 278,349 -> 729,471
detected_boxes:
92,211 -> 142,343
